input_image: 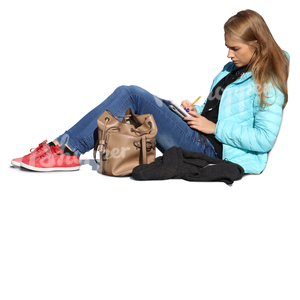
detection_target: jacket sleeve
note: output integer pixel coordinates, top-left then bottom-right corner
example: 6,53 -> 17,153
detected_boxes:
214,86 -> 284,153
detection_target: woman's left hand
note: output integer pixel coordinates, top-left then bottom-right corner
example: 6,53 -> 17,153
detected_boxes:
184,109 -> 216,134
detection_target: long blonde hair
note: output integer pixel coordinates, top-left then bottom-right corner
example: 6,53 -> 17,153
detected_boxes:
224,9 -> 289,108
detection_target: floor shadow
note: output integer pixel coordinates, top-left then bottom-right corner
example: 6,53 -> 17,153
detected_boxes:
9,159 -> 99,172
79,159 -> 98,171
10,165 -> 36,172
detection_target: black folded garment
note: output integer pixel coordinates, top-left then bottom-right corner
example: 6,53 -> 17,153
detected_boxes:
132,146 -> 244,184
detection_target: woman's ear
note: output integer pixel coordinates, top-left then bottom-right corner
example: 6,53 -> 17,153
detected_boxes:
252,40 -> 259,52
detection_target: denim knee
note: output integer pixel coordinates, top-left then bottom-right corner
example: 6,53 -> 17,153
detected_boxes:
114,85 -> 145,96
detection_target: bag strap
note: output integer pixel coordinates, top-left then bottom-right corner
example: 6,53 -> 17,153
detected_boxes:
93,141 -> 100,165
141,136 -> 147,164
93,117 -> 108,165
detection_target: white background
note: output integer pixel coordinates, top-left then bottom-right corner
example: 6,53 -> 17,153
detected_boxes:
1,1 -> 299,299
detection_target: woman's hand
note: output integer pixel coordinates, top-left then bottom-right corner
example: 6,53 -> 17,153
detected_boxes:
180,100 -> 197,112
184,109 -> 216,134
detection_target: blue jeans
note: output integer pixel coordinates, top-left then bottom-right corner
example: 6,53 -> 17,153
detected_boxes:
56,85 -> 218,158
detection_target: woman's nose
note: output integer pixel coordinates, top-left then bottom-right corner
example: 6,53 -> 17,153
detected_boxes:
227,49 -> 234,59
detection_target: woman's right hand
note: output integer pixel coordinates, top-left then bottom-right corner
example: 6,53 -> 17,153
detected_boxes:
181,100 -> 196,112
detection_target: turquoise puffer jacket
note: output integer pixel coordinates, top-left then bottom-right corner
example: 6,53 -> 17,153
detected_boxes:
195,55 -> 289,174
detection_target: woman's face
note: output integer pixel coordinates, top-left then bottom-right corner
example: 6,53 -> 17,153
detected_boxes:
225,33 -> 256,67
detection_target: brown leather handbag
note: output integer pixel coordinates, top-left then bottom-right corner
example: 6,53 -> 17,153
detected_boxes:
93,108 -> 157,176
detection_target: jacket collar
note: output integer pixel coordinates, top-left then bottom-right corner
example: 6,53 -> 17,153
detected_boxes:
222,62 -> 252,84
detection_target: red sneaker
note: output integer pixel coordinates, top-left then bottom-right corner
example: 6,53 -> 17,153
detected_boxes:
20,145 -> 80,172
11,140 -> 51,167
11,157 -> 23,167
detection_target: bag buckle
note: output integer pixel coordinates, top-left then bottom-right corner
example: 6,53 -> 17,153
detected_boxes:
134,140 -> 156,152
97,140 -> 107,160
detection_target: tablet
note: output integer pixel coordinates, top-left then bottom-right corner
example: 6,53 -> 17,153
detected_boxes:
155,96 -> 190,119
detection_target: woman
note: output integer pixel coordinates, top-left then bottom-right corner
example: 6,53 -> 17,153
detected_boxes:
11,9 -> 289,175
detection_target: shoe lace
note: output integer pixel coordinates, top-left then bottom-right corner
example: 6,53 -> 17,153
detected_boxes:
37,145 -> 62,159
50,145 -> 63,155
30,140 -> 48,154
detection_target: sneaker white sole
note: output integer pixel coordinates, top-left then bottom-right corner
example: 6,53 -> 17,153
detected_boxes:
11,160 -> 21,167
20,162 -> 80,172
